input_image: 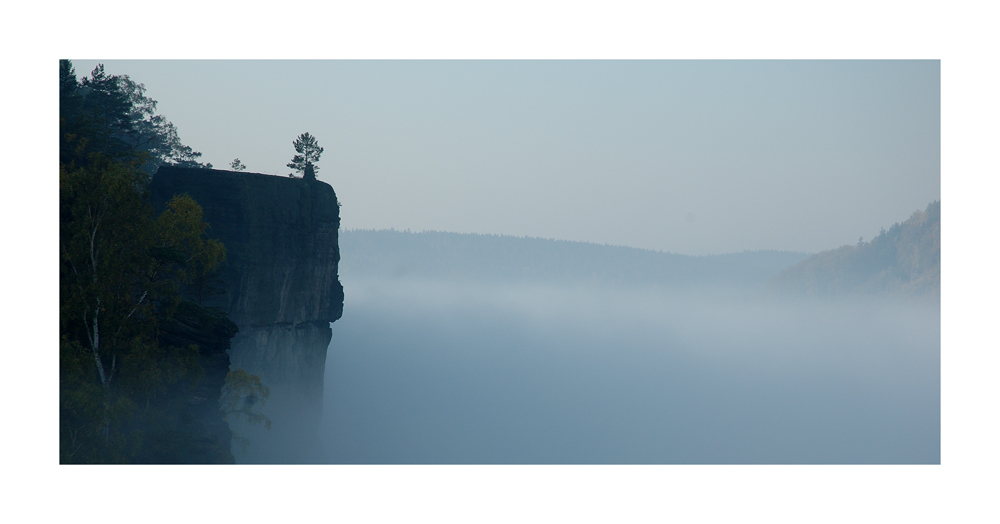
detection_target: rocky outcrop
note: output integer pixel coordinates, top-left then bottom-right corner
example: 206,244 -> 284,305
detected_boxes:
139,301 -> 239,464
150,166 -> 344,432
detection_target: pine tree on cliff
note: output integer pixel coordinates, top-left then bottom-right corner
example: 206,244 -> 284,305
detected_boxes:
286,132 -> 323,180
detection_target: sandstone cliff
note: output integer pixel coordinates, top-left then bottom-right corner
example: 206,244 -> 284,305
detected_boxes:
140,300 -> 239,463
150,167 -> 344,440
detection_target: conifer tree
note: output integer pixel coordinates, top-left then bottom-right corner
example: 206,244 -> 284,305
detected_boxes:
286,132 -> 323,180
60,60 -> 211,172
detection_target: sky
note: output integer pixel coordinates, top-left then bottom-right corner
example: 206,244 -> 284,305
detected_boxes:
70,60 -> 939,256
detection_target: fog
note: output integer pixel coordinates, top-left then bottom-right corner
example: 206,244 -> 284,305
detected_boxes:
222,232 -> 939,464
318,276 -> 938,464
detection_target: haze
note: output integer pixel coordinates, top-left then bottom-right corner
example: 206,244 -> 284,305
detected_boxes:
321,276 -> 938,464
226,231 -> 939,464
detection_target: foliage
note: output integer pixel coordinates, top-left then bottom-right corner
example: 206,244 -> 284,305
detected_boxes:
60,60 -> 211,173
60,155 -> 225,461
286,132 -> 323,180
154,194 -> 227,305
230,158 -> 247,171
60,61 -> 231,462
219,369 -> 272,454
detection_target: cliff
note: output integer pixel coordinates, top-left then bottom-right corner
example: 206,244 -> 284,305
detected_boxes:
138,301 -> 239,463
769,201 -> 940,299
150,166 -> 344,450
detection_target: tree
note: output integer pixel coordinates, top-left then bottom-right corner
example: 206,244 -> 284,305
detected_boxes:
60,155 -> 158,461
59,153 -> 232,463
60,154 -> 228,461
60,61 -> 243,463
60,60 -> 211,173
230,158 -> 246,172
286,132 -> 323,180
219,369 -> 272,454
154,194 -> 228,305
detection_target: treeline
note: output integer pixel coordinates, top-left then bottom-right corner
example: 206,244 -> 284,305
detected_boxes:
339,229 -> 809,291
769,201 -> 940,299
60,61 -> 263,463
60,61 -> 211,174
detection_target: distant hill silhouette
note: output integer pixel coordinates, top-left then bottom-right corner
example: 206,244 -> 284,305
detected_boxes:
769,201 -> 940,299
339,230 -> 809,292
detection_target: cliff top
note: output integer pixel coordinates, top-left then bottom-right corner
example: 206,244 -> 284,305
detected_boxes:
150,166 -> 344,326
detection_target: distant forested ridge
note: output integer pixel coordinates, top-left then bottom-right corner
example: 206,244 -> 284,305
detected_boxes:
339,230 -> 809,292
769,201 -> 940,299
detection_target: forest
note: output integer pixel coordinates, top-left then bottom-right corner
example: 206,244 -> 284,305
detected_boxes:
339,229 -> 809,292
59,60 -> 263,463
769,200 -> 940,299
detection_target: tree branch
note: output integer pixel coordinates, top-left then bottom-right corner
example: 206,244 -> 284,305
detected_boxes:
110,288 -> 148,350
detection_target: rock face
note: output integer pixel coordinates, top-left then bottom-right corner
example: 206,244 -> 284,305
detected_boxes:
150,166 -> 344,432
142,301 -> 239,464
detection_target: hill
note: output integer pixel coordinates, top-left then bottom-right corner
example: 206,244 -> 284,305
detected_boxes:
769,201 -> 940,299
338,229 -> 809,292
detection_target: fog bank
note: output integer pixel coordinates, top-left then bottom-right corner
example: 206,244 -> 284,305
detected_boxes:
320,277 -> 938,463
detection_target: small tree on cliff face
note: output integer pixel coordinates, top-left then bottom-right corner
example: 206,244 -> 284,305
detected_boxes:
286,132 -> 323,180
220,369 -> 271,454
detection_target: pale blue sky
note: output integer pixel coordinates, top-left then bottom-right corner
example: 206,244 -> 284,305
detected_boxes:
70,60 -> 939,255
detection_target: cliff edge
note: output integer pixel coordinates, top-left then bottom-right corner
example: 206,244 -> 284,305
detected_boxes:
150,166 -> 344,437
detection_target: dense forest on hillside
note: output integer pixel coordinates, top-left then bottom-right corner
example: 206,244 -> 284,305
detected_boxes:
339,229 -> 809,292
769,201 -> 940,299
59,60 -> 263,463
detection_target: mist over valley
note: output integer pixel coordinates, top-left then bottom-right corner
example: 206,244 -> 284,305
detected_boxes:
314,226 -> 939,464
